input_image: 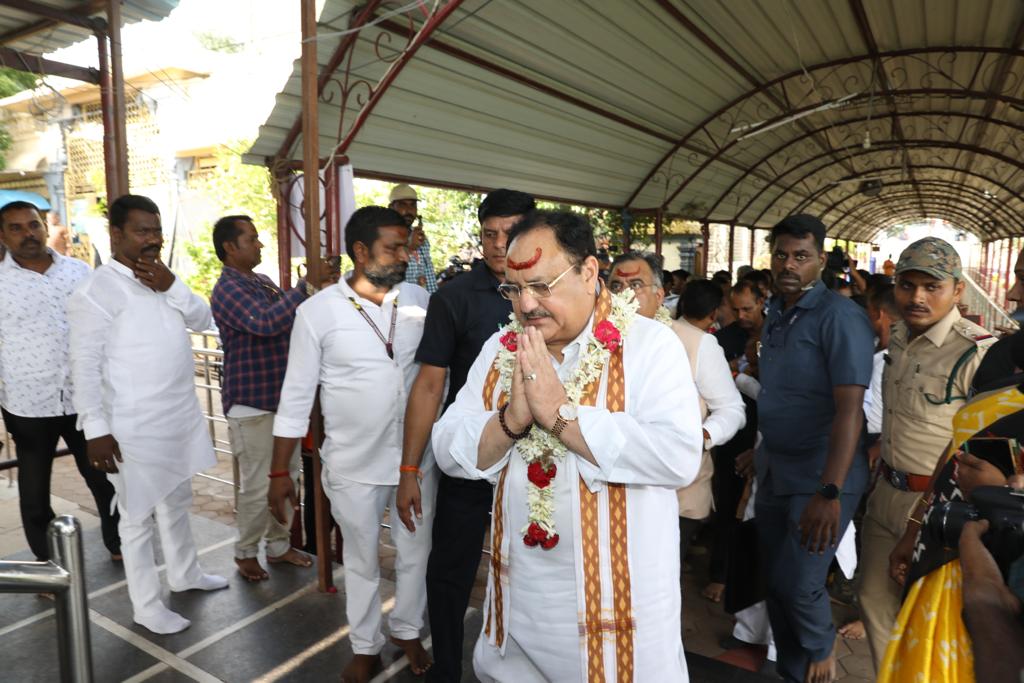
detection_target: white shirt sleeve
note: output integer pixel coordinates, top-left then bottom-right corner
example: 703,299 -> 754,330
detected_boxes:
431,335 -> 509,482
273,306 -> 324,438
67,287 -> 114,439
864,350 -> 885,434
735,372 -> 762,400
164,275 -> 212,331
574,322 -> 703,490
695,334 -> 746,446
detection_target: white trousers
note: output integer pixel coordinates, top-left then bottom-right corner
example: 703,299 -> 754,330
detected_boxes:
733,601 -> 777,662
322,465 -> 437,655
113,476 -> 205,619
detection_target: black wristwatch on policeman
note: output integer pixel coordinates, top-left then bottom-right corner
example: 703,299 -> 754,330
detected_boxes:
817,482 -> 841,500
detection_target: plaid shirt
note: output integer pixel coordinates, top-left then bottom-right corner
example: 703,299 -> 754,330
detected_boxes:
405,239 -> 438,293
210,266 -> 308,413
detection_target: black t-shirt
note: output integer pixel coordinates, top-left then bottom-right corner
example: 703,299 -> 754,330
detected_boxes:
415,260 -> 512,409
715,322 -> 749,362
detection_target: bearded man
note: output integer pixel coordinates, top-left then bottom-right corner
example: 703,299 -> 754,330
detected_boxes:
433,212 -> 703,682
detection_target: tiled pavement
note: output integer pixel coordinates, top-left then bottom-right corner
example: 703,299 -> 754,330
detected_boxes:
1,410 -> 876,681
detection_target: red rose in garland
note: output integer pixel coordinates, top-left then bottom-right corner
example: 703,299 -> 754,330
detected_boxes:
540,534 -> 559,549
527,461 -> 557,488
499,330 -> 518,352
594,320 -> 622,353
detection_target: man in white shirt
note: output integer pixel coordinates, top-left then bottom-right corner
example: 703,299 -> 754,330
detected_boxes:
607,254 -> 745,558
67,195 -> 227,635
0,201 -> 120,562
268,206 -> 434,683
433,212 -> 704,682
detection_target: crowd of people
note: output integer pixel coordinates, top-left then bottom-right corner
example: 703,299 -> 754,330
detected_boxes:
0,185 -> 1021,683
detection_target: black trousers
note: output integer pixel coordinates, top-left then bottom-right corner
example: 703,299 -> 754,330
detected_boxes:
2,408 -> 119,560
426,473 -> 493,683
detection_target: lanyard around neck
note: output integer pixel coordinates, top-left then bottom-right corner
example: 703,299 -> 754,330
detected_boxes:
347,294 -> 399,360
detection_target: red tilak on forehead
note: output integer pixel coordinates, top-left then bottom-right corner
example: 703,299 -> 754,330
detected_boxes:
615,267 -> 640,278
507,247 -> 542,270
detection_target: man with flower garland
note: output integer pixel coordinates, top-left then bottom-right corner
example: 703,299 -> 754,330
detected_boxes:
607,253 -> 745,560
433,211 -> 704,682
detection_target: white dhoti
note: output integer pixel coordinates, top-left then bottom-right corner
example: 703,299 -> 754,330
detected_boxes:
321,463 -> 437,654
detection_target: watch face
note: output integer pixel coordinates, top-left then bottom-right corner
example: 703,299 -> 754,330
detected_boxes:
819,483 -> 840,500
558,403 -> 578,421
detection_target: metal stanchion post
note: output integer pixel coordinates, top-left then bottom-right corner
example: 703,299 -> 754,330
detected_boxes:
51,516 -> 93,683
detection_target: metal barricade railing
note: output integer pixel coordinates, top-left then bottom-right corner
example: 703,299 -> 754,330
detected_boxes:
963,268 -> 1020,334
189,329 -> 240,512
0,515 -> 92,682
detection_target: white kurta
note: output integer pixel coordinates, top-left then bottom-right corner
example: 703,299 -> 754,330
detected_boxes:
433,314 -> 704,683
67,260 -> 214,521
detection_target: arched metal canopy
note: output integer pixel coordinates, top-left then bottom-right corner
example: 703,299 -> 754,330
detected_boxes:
247,0 -> 1024,242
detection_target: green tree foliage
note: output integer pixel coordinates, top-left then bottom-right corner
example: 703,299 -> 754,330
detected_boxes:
184,141 -> 277,298
0,67 -> 37,169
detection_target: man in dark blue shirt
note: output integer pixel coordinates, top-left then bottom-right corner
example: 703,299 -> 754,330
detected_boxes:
396,189 -> 535,682
755,215 -> 874,683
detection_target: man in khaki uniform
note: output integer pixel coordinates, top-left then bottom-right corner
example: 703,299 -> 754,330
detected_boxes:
857,237 -> 995,670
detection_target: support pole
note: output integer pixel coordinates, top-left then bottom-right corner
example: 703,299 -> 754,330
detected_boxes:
654,208 -> 664,257
748,226 -> 756,267
300,0 -> 333,593
107,0 -> 128,195
96,31 -> 118,202
700,221 -> 710,277
727,222 -> 735,274
51,517 -> 92,683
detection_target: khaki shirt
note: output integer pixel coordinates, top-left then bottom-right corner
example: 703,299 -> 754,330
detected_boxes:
880,307 -> 995,476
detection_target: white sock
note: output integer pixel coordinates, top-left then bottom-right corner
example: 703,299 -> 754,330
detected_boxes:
134,604 -> 191,635
170,573 -> 229,592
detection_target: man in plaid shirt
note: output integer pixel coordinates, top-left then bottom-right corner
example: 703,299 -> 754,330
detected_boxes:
389,184 -> 438,293
210,215 -> 319,581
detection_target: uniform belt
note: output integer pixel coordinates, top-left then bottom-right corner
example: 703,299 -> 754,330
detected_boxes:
879,460 -> 930,492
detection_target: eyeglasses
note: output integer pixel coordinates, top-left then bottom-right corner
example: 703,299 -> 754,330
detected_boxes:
608,280 -> 657,294
497,265 -> 575,300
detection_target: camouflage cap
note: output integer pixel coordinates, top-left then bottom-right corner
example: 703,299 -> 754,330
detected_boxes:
895,237 -> 962,280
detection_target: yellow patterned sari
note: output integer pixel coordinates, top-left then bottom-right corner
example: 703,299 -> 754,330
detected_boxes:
878,381 -> 1024,683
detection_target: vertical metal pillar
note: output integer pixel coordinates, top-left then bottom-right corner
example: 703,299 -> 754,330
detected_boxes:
727,222 -> 735,274
1006,238 -> 1014,302
51,517 -> 92,683
96,32 -> 119,202
654,208 -> 664,257
107,0 -> 128,195
300,0 -> 334,593
748,227 -> 756,267
700,221 -> 710,277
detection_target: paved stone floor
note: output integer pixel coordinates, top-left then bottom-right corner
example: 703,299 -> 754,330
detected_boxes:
0,408 -> 875,681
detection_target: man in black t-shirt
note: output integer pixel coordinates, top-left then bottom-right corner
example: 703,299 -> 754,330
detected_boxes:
396,189 -> 535,682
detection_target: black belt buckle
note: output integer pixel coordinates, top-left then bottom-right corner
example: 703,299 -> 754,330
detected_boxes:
886,466 -> 908,491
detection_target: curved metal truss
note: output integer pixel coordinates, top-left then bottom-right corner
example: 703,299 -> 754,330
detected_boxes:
627,43 -> 1024,241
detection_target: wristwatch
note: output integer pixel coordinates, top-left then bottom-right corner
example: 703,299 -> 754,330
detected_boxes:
551,403 -> 578,438
817,483 -> 841,500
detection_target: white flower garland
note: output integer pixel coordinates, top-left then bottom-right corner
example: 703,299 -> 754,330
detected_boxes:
654,306 -> 673,326
494,289 -> 640,549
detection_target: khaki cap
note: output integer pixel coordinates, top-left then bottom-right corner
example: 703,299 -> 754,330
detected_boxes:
388,184 -> 418,203
895,237 -> 962,280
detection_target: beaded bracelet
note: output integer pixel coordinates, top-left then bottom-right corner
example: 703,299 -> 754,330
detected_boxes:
498,404 -> 532,440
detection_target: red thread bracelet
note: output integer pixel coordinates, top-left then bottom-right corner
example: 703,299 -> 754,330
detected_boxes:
267,470 -> 290,479
399,465 -> 420,474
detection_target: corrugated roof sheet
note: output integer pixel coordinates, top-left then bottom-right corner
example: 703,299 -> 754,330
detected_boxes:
247,0 -> 1024,240
0,0 -> 178,56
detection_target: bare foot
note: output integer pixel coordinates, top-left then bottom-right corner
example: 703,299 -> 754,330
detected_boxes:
701,582 -> 725,603
341,653 -> 381,683
838,619 -> 865,640
268,547 -> 313,568
805,653 -> 836,683
235,557 -> 269,582
390,636 -> 432,675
